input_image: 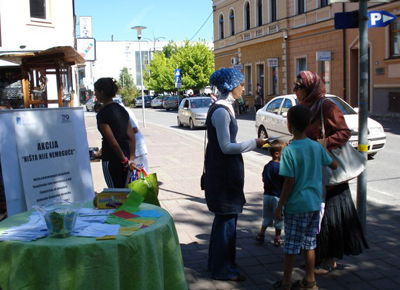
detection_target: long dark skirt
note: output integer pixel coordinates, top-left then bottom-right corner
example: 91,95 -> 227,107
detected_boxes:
316,183 -> 369,260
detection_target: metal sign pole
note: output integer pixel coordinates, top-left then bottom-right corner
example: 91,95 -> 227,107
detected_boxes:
357,0 -> 368,233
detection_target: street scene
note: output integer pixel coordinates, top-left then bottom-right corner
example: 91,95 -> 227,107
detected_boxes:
1,0 -> 400,290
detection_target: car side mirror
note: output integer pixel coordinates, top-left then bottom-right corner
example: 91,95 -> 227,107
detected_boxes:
282,112 -> 288,118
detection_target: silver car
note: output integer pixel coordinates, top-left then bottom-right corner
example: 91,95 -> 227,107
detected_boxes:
255,94 -> 386,156
177,97 -> 212,129
151,96 -> 164,108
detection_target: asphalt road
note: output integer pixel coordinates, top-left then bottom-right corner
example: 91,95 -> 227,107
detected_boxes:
85,107 -> 400,212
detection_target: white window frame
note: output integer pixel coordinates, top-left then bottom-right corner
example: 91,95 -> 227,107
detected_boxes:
229,8 -> 235,36
295,0 -> 306,15
317,60 -> 331,93
317,0 -> 330,8
268,65 -> 279,95
268,0 -> 277,23
219,13 -> 225,39
295,56 -> 307,78
244,64 -> 253,95
244,1 -> 251,31
255,0 -> 263,27
27,0 -> 52,25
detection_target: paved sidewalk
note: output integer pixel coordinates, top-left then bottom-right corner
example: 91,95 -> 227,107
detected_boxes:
92,122 -> 400,290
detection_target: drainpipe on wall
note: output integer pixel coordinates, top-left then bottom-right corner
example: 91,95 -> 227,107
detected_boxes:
283,30 -> 288,95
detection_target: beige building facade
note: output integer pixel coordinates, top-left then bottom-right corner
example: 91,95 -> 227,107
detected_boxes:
212,0 -> 400,115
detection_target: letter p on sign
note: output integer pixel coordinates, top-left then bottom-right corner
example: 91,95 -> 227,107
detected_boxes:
370,13 -> 381,26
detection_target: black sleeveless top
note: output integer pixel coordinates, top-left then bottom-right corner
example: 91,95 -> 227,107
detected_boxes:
204,104 -> 245,214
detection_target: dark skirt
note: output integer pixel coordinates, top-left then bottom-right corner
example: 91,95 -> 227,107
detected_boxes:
316,183 -> 369,259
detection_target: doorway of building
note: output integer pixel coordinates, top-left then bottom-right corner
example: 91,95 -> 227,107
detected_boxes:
256,64 -> 264,100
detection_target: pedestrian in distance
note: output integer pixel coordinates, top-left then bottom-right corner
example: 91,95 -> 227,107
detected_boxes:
254,91 -> 262,112
271,105 -> 338,290
255,139 -> 287,247
294,71 -> 369,275
204,68 -> 267,282
94,78 -> 139,188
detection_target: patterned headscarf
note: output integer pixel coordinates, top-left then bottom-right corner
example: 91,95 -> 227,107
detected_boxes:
209,68 -> 245,97
297,71 -> 326,110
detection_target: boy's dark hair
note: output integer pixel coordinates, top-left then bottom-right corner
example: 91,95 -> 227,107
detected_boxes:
287,105 -> 311,132
269,139 -> 287,156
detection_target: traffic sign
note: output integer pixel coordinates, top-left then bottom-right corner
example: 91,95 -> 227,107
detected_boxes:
368,11 -> 397,28
175,69 -> 182,89
335,11 -> 397,29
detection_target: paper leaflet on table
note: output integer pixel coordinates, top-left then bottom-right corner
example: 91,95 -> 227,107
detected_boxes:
115,190 -> 144,213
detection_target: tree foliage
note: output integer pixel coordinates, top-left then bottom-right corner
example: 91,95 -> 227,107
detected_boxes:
144,41 -> 214,93
117,67 -> 139,106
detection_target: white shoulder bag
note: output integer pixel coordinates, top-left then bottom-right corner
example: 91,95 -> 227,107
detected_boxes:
320,98 -> 366,186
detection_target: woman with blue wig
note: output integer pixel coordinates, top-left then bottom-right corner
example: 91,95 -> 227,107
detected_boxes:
204,68 -> 266,281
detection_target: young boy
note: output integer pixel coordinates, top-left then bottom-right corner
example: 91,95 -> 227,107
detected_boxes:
255,140 -> 287,246
271,105 -> 337,290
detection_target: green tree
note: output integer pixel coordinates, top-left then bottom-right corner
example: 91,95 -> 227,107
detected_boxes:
118,67 -> 139,106
144,41 -> 214,93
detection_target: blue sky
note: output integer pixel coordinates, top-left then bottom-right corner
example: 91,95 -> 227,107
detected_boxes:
75,0 -> 214,42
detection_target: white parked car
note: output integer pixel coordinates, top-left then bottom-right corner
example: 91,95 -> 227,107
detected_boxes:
177,97 -> 212,129
255,94 -> 386,156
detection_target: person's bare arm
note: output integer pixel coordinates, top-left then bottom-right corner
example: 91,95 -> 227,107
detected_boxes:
318,138 -> 338,170
275,177 -> 295,221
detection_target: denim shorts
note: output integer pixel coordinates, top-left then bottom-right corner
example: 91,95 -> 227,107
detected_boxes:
262,195 -> 284,230
284,211 -> 320,255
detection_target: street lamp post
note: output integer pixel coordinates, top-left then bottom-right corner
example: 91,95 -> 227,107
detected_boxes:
144,36 -> 166,57
131,26 -> 147,128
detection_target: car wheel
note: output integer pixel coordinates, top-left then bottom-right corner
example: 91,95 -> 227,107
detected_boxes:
258,126 -> 268,139
190,118 -> 195,130
177,117 -> 183,127
166,108 -> 170,111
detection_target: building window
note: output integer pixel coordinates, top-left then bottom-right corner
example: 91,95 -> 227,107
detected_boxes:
318,61 -> 331,93
320,0 -> 329,8
245,65 -> 252,95
297,0 -> 305,15
270,0 -> 277,23
219,14 -> 224,39
391,19 -> 400,57
257,0 -> 263,27
230,10 -> 235,36
295,57 -> 307,77
245,2 -> 251,30
30,0 -> 47,19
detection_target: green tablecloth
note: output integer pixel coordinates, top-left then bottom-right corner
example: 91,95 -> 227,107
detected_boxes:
0,203 -> 188,290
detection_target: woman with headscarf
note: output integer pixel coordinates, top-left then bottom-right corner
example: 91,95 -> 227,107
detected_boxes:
204,68 -> 266,281
294,71 -> 368,275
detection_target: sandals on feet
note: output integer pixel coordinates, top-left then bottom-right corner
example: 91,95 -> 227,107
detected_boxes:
270,280 -> 291,290
255,233 -> 265,244
292,278 -> 318,290
315,264 -> 337,275
274,239 -> 284,247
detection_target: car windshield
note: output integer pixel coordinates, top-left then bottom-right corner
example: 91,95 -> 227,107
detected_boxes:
327,97 -> 356,115
191,99 -> 212,108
